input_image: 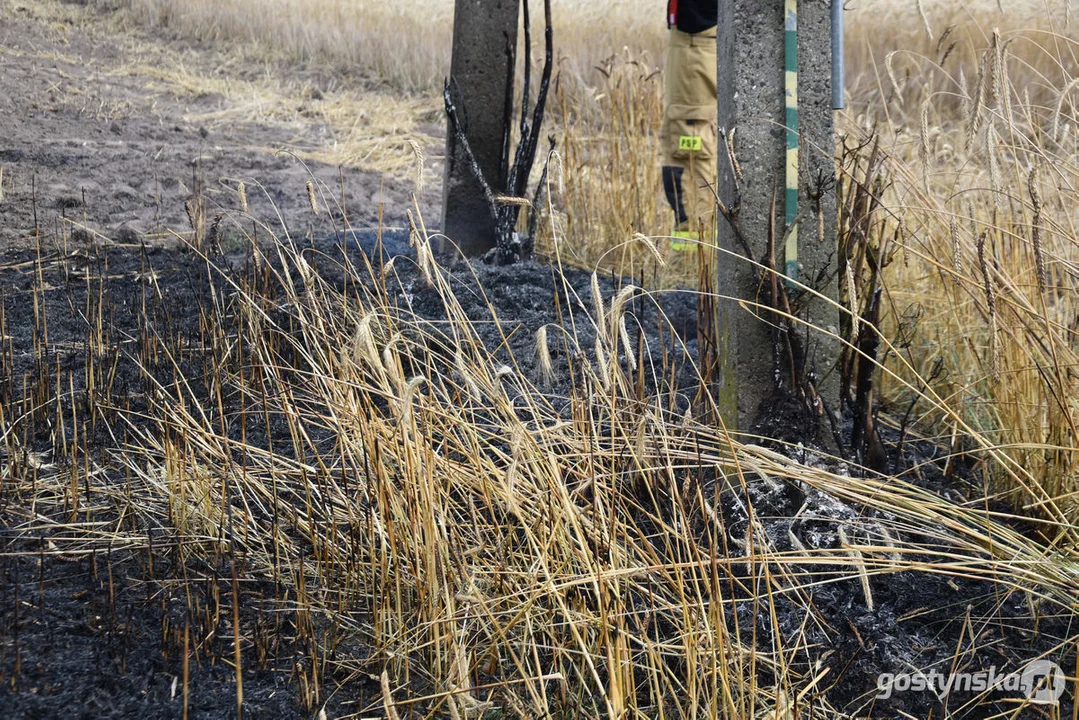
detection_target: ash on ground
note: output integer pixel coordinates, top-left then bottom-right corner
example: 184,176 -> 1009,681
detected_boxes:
0,229 -> 1073,719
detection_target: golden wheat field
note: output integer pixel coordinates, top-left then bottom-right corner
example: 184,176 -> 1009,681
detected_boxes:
1,0 -> 1078,717
122,0 -> 1069,93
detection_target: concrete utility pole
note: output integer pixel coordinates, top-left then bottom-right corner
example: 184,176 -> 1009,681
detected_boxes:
442,0 -> 521,257
714,0 -> 840,430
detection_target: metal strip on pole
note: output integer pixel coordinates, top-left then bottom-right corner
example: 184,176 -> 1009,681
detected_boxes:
832,0 -> 845,110
784,0 -> 799,282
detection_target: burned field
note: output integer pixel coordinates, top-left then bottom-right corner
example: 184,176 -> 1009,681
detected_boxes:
0,226 -> 1073,719
2,1 -> 1079,719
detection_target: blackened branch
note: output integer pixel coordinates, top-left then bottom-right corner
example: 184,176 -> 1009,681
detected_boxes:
500,29 -> 516,186
444,80 -> 499,223
512,0 -> 553,202
520,0 -> 531,138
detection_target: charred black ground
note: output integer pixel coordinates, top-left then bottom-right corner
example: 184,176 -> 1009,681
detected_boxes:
0,230 -> 1073,719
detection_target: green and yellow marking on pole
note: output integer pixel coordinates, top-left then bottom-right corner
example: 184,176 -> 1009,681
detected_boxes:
784,0 -> 799,283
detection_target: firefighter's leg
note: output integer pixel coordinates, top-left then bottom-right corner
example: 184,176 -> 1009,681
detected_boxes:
660,27 -> 718,256
662,165 -> 688,229
664,153 -> 717,278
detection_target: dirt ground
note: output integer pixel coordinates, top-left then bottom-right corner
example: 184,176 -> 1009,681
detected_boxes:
0,0 -> 442,252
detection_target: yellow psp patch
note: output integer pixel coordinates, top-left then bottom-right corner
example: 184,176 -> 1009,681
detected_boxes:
678,135 -> 703,152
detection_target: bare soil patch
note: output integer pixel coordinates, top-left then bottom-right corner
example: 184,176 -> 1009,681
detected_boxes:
0,0 -> 441,251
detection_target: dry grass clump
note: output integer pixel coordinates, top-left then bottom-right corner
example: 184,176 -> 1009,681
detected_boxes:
836,8 -> 1079,528
120,0 -> 449,92
115,0 -> 665,95
116,49 -> 441,180
537,50 -> 670,278
56,217 -> 1074,716
3,182 -> 1077,715
844,0 -> 1074,121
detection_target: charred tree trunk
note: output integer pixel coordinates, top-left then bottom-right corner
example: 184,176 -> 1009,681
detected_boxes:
442,0 -> 555,264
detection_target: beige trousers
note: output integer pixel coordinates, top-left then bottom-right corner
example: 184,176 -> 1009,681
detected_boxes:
660,27 -> 718,244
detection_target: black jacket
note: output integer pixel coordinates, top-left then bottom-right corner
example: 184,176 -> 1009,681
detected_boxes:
667,0 -> 717,34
